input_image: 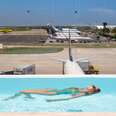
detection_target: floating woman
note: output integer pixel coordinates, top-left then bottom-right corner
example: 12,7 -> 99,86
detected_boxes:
4,85 -> 101,102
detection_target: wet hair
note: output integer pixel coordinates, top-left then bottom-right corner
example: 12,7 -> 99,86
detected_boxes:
96,88 -> 101,93
92,88 -> 101,94
91,86 -> 101,93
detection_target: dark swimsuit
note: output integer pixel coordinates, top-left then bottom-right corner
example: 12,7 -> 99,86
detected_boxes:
48,88 -> 87,95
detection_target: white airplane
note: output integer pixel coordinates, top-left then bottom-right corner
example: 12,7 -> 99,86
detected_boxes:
62,48 -> 85,75
47,25 -> 85,75
53,47 -> 86,75
47,24 -> 93,43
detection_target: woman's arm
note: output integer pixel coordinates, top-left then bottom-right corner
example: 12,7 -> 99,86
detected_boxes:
46,93 -> 85,102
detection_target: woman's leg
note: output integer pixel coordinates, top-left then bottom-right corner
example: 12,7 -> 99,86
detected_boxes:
20,89 -> 58,95
3,92 -> 23,101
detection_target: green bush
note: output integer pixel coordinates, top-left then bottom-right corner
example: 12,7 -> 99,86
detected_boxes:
98,28 -> 110,36
111,27 -> 116,33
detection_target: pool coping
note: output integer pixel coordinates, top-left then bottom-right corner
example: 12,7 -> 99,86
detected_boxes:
0,75 -> 116,78
0,113 -> 115,116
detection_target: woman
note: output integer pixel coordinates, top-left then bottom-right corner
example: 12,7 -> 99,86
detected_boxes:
4,85 -> 101,102
20,85 -> 100,95
20,85 -> 101,102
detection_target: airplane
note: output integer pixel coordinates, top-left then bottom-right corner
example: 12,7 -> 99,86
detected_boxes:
62,40 -> 85,75
47,24 -> 94,43
0,28 -> 13,33
47,24 -> 85,75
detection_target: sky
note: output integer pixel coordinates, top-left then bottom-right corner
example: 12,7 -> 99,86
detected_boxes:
0,0 -> 116,26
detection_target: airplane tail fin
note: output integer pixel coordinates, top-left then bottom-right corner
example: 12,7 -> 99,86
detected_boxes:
47,24 -> 59,34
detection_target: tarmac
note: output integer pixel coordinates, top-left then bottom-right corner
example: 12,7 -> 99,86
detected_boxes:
0,48 -> 116,74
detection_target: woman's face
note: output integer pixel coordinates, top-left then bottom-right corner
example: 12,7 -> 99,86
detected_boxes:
87,86 -> 96,93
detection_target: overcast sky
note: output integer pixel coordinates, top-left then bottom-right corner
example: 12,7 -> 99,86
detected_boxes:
0,0 -> 116,26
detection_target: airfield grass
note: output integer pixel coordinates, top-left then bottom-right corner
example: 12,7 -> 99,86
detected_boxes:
0,47 -> 63,54
45,43 -> 116,48
6,42 -> 116,48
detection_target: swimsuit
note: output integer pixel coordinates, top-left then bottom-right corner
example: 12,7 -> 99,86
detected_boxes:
48,88 -> 81,95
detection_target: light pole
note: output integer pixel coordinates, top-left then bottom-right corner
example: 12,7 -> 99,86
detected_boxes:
68,26 -> 73,61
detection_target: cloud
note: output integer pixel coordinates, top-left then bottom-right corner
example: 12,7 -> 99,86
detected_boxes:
88,8 -> 116,15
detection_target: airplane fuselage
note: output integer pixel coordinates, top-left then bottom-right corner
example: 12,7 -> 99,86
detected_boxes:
64,60 -> 84,75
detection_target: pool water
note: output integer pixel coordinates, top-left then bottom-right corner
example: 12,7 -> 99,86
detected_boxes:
0,77 -> 116,112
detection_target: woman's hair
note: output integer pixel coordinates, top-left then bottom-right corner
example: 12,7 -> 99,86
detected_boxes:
91,85 -> 101,93
96,88 -> 101,93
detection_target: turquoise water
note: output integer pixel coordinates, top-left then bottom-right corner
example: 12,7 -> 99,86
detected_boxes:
0,77 -> 116,112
